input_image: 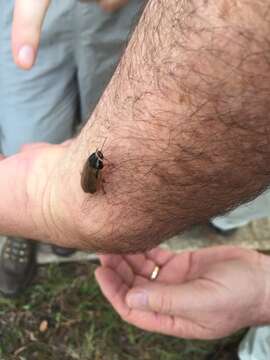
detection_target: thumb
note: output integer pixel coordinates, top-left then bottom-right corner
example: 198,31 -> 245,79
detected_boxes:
126,282 -> 192,316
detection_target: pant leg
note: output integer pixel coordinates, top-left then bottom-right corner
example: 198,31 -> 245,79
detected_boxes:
74,0 -> 145,122
0,0 -> 78,155
238,326 -> 270,360
212,190 -> 270,231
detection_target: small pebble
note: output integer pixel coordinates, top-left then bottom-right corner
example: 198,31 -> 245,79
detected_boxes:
39,320 -> 49,333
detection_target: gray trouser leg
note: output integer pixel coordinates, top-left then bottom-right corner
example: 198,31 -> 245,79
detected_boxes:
239,326 -> 270,360
74,0 -> 145,121
212,190 -> 270,231
0,0 -> 145,151
0,0 -> 77,156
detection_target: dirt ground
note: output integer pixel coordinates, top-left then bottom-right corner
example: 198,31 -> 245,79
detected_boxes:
0,262 -> 246,360
166,218 -> 270,253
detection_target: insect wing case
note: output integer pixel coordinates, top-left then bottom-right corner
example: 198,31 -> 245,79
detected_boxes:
81,152 -> 104,194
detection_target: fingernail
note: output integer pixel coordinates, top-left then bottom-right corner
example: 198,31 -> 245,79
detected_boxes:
126,290 -> 149,310
18,45 -> 35,68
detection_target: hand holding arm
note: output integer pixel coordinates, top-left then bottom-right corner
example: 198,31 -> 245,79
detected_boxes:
2,0 -> 270,252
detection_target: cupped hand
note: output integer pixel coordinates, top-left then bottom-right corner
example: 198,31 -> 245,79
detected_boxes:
96,246 -> 270,339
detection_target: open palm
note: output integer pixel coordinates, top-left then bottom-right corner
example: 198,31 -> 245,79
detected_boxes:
96,246 -> 268,339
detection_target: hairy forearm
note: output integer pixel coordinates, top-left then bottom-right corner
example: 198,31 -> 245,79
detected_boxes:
54,0 -> 270,252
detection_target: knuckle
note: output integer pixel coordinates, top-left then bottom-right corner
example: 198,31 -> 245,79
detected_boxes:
153,292 -> 173,315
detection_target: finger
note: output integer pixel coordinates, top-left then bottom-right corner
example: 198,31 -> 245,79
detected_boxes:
99,0 -> 128,12
61,139 -> 73,147
95,266 -> 131,316
20,142 -> 51,152
146,247 -> 175,266
125,251 -> 191,284
123,246 -> 177,278
99,254 -> 125,267
125,278 -> 246,339
125,281 -> 208,317
95,266 -> 175,334
124,254 -> 156,278
96,267 -> 203,339
12,0 -> 51,69
98,255 -> 134,286
133,275 -> 149,287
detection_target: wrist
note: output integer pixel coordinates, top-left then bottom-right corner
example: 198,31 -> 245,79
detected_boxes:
0,144 -> 65,243
45,140 -> 111,250
26,146 -> 68,243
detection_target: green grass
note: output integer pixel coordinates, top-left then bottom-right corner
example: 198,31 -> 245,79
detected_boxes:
0,262 -> 246,360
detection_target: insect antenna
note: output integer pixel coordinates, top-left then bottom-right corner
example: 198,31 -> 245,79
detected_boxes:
100,137 -> 107,151
97,137 -> 107,160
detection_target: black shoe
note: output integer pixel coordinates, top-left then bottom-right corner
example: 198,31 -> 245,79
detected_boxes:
51,246 -> 76,257
208,222 -> 239,237
0,238 -> 36,297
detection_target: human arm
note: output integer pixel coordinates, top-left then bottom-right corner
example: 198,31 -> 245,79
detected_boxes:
52,0 -> 270,251
96,246 -> 270,339
2,0 -> 270,251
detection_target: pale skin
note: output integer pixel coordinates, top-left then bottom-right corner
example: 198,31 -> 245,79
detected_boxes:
5,0 -> 270,339
96,246 -> 270,339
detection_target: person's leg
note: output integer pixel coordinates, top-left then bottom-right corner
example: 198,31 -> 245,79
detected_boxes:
238,327 -> 270,360
0,0 -> 77,296
0,1 -> 77,151
211,190 -> 270,231
74,0 -> 145,122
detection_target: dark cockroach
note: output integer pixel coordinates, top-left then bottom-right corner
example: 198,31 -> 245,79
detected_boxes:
81,149 -> 104,194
